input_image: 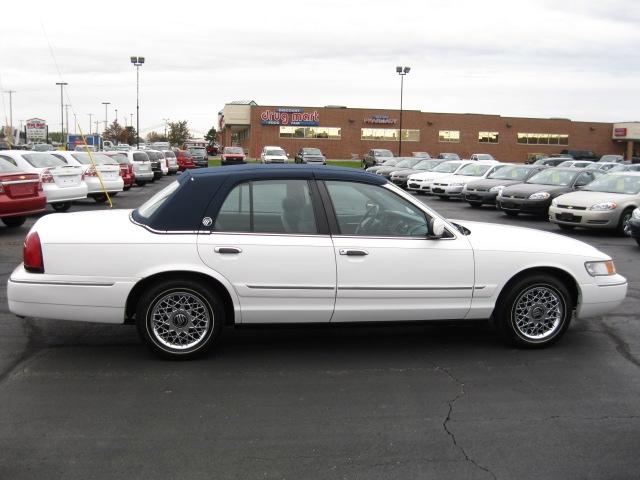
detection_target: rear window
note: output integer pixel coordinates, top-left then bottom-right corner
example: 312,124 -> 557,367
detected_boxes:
137,181 -> 181,219
0,158 -> 21,172
133,152 -> 150,162
71,153 -> 116,165
22,153 -> 66,168
105,153 -> 128,164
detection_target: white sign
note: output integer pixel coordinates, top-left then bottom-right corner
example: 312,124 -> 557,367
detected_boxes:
26,118 -> 47,141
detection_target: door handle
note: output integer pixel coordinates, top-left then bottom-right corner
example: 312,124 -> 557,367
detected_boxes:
339,249 -> 369,256
214,247 -> 242,254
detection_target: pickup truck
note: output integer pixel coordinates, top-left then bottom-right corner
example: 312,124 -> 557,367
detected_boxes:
362,149 -> 394,169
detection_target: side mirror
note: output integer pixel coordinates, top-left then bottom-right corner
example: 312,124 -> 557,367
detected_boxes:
431,218 -> 446,238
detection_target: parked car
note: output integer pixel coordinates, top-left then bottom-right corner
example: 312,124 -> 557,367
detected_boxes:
206,143 -> 219,156
561,149 -> 598,161
187,146 -> 209,168
32,143 -> 55,152
143,150 -> 163,180
525,153 -> 548,164
431,161 -> 503,199
0,151 -> 87,212
51,152 -> 124,203
7,165 -> 628,358
0,141 -> 11,150
533,157 -> 572,167
114,144 -> 131,152
365,158 -> 401,174
629,208 -> 640,246
469,154 -> 495,161
463,164 -> 549,207
412,152 -> 431,158
295,148 -> 326,165
549,172 -> 640,234
586,162 -> 620,172
0,157 -> 46,227
151,142 -> 171,151
220,147 -> 247,166
374,157 -> 424,179
260,147 -> 288,164
176,150 -> 196,171
609,164 -> 640,173
389,159 -> 447,188
496,168 -> 601,217
127,151 -> 154,186
599,154 -> 624,163
162,150 -> 179,174
407,160 -> 474,194
362,149 -> 394,169
155,151 -> 170,176
103,152 -> 135,190
74,145 -> 97,152
557,159 -> 595,168
436,153 -> 460,161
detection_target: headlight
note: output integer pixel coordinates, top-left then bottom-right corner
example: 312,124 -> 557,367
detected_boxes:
585,260 -> 616,276
633,208 -> 640,220
589,202 -> 617,211
551,198 -> 558,207
529,191 -> 550,200
489,185 -> 504,193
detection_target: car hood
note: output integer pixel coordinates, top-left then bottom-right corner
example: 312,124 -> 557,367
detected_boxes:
434,174 -> 486,185
264,155 -> 287,160
408,171 -> 454,181
553,190 -> 639,208
465,178 -> 524,190
501,183 -> 572,196
391,168 -> 424,178
450,219 -> 607,259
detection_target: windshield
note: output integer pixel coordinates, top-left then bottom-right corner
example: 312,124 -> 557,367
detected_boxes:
456,163 -> 493,176
163,151 -> 176,158
438,153 -> 459,160
105,153 -> 128,164
224,147 -> 244,154
433,161 -> 463,173
303,148 -> 322,155
582,174 -> 640,194
393,158 -> 421,168
266,149 -> 286,156
489,165 -> 531,180
22,153 -> 67,168
0,158 -> 21,172
188,147 -> 206,153
600,155 -> 622,162
374,150 -> 393,157
133,152 -> 150,162
71,153 -> 116,165
414,160 -> 440,170
527,169 -> 576,186
136,181 -> 181,219
380,159 -> 399,166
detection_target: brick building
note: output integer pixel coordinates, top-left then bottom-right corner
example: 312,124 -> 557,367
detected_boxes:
219,100 -> 630,162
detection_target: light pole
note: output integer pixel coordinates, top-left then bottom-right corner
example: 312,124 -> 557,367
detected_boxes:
55,82 -> 67,146
395,66 -> 410,156
88,113 -> 93,134
130,56 -> 145,148
130,113 -> 133,127
64,104 -> 70,139
163,118 -> 169,140
3,90 -> 15,145
102,102 -> 110,133
115,108 -> 118,125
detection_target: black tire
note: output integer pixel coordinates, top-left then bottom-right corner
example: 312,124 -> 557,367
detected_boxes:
438,195 -> 449,200
468,202 -> 482,208
136,181 -> 147,187
504,210 -> 519,217
494,274 -> 573,348
51,202 -> 71,212
123,186 -> 131,191
558,224 -> 575,231
618,208 -> 634,236
136,278 -> 224,359
93,194 -> 108,203
2,216 -> 26,228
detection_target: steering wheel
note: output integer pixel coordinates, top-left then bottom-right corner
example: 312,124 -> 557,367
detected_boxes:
355,202 -> 380,234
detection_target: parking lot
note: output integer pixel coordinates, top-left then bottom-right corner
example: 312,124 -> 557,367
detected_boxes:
1,173 -> 639,479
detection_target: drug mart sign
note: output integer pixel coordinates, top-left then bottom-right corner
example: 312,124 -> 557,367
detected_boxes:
260,108 -> 320,126
26,118 -> 47,141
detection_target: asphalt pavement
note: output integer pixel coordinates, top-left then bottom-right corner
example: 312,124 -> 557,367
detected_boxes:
0,173 -> 638,479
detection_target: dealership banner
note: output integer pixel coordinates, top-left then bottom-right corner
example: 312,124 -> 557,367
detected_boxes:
260,108 -> 320,126
26,118 -> 47,142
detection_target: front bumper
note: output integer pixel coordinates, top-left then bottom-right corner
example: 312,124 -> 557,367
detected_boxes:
548,205 -> 619,229
463,190 -> 498,205
431,184 -> 465,197
192,158 -> 208,167
496,196 -> 550,215
390,177 -> 408,188
577,274 -> 628,318
407,180 -> 433,193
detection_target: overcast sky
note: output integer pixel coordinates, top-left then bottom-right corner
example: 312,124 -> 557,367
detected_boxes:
1,0 -> 639,138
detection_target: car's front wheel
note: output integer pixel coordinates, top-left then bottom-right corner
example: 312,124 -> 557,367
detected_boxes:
468,202 -> 482,208
1,216 -> 26,228
504,210 -> 518,217
51,202 -> 71,212
494,274 -> 573,348
136,279 -> 224,359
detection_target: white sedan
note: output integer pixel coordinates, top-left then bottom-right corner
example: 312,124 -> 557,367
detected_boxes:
430,161 -> 503,199
7,165 -> 627,359
407,160 -> 475,194
52,151 -> 124,202
0,150 -> 87,212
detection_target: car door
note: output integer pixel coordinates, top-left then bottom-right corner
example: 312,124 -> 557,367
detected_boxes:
321,180 -> 475,322
197,178 -> 336,324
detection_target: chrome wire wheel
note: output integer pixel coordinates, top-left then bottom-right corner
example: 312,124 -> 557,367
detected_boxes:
621,211 -> 632,236
150,290 -> 211,350
512,285 -> 565,341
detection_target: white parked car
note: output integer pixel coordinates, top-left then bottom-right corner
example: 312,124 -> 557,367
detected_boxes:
470,154 -> 495,161
260,146 -> 288,163
51,152 -> 124,203
0,150 -> 87,212
162,150 -> 179,174
557,160 -> 594,168
154,150 -> 170,176
7,166 -> 627,359
74,145 -> 97,152
430,161 -> 503,199
114,144 -> 131,152
407,160 -> 474,194
127,150 -> 154,186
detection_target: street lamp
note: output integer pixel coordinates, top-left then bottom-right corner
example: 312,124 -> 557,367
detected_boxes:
115,108 -> 118,125
55,82 -> 68,146
130,56 -> 145,148
395,66 -> 410,156
163,118 -> 169,140
64,104 -> 70,138
87,113 -> 93,134
102,102 -> 110,133
3,90 -> 15,145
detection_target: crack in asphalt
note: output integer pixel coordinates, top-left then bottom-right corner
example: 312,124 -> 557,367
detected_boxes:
597,317 -> 640,369
439,367 -> 498,480
0,318 -> 43,386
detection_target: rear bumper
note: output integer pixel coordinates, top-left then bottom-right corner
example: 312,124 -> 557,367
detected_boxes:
43,183 -> 88,203
134,171 -> 154,181
0,195 -> 47,217
85,178 -> 124,194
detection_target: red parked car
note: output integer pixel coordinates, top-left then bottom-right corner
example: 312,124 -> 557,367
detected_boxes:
0,157 -> 46,228
221,146 -> 247,165
176,150 -> 196,171
103,152 -> 135,190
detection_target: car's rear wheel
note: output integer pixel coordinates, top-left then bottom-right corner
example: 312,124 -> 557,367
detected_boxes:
504,210 -> 518,217
1,216 -> 26,228
123,186 -> 131,191
495,274 -> 573,348
51,202 -> 71,212
468,202 -> 482,208
618,208 -> 634,236
93,194 -> 108,203
136,279 -> 224,359
136,181 -> 146,187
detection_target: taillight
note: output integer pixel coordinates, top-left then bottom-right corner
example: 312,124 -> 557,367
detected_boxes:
23,231 -> 44,273
37,181 -> 43,191
40,169 -> 54,183
85,166 -> 98,177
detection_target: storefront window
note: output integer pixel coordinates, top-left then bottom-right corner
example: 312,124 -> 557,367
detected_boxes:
478,131 -> 499,143
439,130 -> 460,143
361,128 -> 419,141
517,133 -> 569,145
279,126 -> 341,139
